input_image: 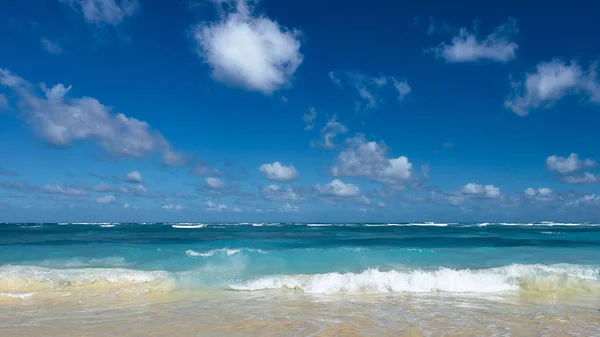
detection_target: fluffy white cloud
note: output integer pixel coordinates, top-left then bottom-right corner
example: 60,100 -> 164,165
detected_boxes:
261,184 -> 301,201
303,107 -> 317,130
524,187 -> 554,201
60,0 -> 140,26
41,38 -> 63,55
561,172 -> 599,184
119,184 -> 146,195
192,0 -> 303,94
0,68 -> 186,166
546,153 -> 595,174
259,162 -> 298,181
163,204 -> 184,211
432,19 -> 518,63
280,203 -> 299,212
205,177 -> 225,189
204,200 -> 227,212
332,136 -> 412,184
315,179 -> 360,197
329,71 -> 411,109
461,183 -> 501,199
567,194 -> 600,207
125,171 -> 143,183
93,183 -> 113,192
505,60 -> 600,116
310,115 -> 348,149
96,195 -> 116,204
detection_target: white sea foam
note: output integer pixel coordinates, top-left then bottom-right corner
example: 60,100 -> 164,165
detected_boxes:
99,224 -> 116,228
252,223 -> 264,227
0,266 -> 175,294
0,292 -> 38,299
172,224 -> 206,229
229,264 -> 600,294
186,248 -> 266,257
307,224 -> 334,227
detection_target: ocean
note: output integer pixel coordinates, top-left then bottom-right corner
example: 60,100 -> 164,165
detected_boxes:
1,222 -> 600,336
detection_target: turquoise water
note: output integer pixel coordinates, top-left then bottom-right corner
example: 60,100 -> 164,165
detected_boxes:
1,222 -> 600,296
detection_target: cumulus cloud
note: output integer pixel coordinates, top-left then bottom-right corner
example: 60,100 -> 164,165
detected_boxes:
261,184 -> 301,201
192,0 -> 303,94
280,203 -> 299,212
329,71 -> 411,109
546,153 -> 595,174
163,204 -> 184,211
205,177 -> 225,189
568,194 -> 600,207
204,200 -> 227,212
303,107 -> 317,130
310,115 -> 348,149
505,60 -> 600,116
315,179 -> 360,197
125,171 -> 143,183
96,195 -> 115,204
60,0 -> 140,26
561,172 -> 599,184
524,187 -> 554,201
259,162 -> 298,181
93,183 -> 113,192
460,183 -> 501,199
119,184 -> 146,195
432,19 -> 518,63
41,38 -> 63,55
332,135 -> 412,184
0,68 -> 186,166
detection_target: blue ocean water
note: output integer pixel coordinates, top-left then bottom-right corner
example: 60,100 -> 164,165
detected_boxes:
1,222 -> 600,296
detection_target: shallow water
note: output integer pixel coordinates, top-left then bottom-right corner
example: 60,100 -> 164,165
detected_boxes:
1,222 -> 600,335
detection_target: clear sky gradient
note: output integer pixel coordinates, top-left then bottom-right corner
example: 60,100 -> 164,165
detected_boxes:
1,0 -> 600,222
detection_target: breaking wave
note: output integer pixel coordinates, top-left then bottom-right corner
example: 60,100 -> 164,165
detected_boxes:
185,248 -> 267,257
229,264 -> 600,294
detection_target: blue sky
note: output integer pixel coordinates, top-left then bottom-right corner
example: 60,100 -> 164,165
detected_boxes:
1,0 -> 600,222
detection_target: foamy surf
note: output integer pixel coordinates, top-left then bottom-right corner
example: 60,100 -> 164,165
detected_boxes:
0,266 -> 176,295
186,248 -> 266,257
172,224 -> 206,229
229,264 -> 600,294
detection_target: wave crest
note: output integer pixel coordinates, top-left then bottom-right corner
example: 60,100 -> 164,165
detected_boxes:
229,264 -> 600,294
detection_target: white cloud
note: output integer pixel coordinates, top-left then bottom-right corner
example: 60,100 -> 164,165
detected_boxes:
432,19 -> 518,63
96,195 -> 115,204
332,135 -> 412,184
546,153 -> 594,174
60,0 -> 140,26
330,71 -> 411,109
505,60 -> 600,116
303,107 -> 317,130
163,204 -> 184,211
205,177 -> 225,189
41,38 -> 63,55
461,183 -> 501,199
119,184 -> 146,195
315,179 -> 360,197
204,200 -> 227,212
567,194 -> 600,207
524,187 -> 554,201
310,115 -> 348,149
42,184 -> 89,196
123,203 -> 130,209
280,203 -> 299,212
192,0 -> 303,94
561,172 -> 599,184
261,184 -> 301,201
125,171 -> 143,183
259,162 -> 298,181
93,183 -> 113,192
328,71 -> 342,86
0,68 -> 186,166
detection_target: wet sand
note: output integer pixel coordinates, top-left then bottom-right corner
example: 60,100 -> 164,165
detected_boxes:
1,291 -> 599,336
